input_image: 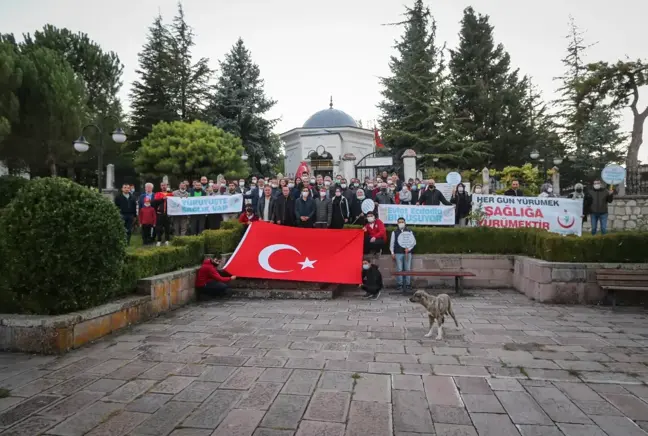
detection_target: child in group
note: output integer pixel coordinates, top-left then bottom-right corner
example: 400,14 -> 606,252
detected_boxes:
139,198 -> 156,245
361,256 -> 383,300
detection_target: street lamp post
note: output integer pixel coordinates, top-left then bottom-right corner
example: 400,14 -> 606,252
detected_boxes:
241,151 -> 268,175
529,149 -> 563,176
73,123 -> 127,188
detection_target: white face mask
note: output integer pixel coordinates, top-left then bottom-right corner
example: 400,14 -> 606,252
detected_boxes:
309,178 -> 315,184
324,181 -> 331,186
302,192 -> 309,198
547,187 -> 553,193
271,184 -> 277,188
251,179 -> 257,184
367,216 -> 375,223
368,184 -> 374,189
475,188 -> 482,194
398,223 -> 405,229
593,184 -> 601,189
288,183 -> 295,188
341,184 -> 347,189
320,192 -> 327,197
239,182 -> 245,187
357,196 -> 365,200
458,187 -> 464,193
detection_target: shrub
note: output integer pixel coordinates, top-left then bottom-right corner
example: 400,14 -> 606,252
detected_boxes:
0,178 -> 126,315
204,225 -> 245,255
0,175 -> 29,208
120,235 -> 205,293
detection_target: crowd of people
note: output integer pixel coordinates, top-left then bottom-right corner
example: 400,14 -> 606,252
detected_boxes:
113,171 -> 615,249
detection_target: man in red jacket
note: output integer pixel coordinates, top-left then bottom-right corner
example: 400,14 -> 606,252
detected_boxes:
363,211 -> 387,255
195,257 -> 237,300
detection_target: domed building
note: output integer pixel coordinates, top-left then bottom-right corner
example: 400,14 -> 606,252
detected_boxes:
280,98 -> 376,180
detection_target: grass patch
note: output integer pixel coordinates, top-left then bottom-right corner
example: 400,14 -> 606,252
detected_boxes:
503,342 -> 545,352
566,369 -> 581,377
518,366 -> 530,378
0,388 -> 10,398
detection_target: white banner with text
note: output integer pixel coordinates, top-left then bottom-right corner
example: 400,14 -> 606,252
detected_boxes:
378,204 -> 456,226
167,194 -> 244,216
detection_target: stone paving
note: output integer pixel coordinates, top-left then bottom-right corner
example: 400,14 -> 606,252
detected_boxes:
1,289 -> 648,436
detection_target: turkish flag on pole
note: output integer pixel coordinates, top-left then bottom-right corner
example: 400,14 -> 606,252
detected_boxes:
374,127 -> 385,148
223,221 -> 364,285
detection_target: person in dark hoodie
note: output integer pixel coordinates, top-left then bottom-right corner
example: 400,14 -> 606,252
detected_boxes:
195,257 -> 237,300
273,186 -> 296,226
589,178 -> 614,235
114,183 -> 137,244
361,256 -> 383,300
451,183 -> 472,226
295,187 -> 316,227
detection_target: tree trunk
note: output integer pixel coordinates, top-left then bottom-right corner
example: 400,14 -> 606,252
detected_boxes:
626,113 -> 646,194
46,143 -> 57,177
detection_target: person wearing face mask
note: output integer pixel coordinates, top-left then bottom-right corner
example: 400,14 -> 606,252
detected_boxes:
313,187 -> 333,228
390,217 -> 416,293
589,179 -> 614,235
472,184 -> 483,195
350,189 -> 367,225
417,179 -> 451,206
570,182 -> 591,224
237,179 -> 246,193
172,182 -> 190,236
339,179 -> 354,203
363,211 -> 387,255
538,183 -> 556,198
295,188 -> 316,227
399,184 -> 413,205
238,205 -> 259,224
330,187 -> 350,229
375,183 -> 395,205
361,256 -> 383,300
257,185 -> 276,222
451,183 -> 472,226
409,179 -> 419,204
364,182 -> 376,201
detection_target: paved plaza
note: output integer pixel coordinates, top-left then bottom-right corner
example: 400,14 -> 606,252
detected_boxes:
1,289 -> 648,436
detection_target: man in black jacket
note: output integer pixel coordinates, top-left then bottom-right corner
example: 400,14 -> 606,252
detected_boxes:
273,186 -> 296,226
114,183 -> 137,244
417,179 -> 451,206
504,180 -> 524,196
362,256 -> 383,300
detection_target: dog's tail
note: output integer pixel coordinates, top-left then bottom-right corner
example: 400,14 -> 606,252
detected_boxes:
448,300 -> 459,327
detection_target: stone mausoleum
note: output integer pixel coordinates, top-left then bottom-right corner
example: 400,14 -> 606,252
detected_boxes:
280,98 -> 375,180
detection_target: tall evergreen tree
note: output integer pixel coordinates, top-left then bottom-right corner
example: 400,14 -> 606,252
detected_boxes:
129,15 -> 178,141
553,18 -> 626,187
168,3 -> 212,121
207,38 -> 278,174
378,0 -> 486,168
449,7 -> 535,169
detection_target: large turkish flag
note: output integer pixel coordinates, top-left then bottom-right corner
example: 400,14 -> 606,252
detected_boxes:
223,221 -> 364,285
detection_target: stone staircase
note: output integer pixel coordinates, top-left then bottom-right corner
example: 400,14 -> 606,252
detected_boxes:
228,278 -> 341,299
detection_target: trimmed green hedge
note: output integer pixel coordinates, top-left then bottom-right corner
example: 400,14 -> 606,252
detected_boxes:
204,223 -> 246,255
346,225 -> 648,263
120,235 -> 205,294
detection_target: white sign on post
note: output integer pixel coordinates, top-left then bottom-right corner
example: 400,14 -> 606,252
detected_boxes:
446,172 -> 462,185
361,199 -> 376,214
601,164 -> 626,185
397,232 -> 416,249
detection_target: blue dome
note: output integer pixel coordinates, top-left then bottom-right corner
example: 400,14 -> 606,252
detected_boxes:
303,107 -> 357,129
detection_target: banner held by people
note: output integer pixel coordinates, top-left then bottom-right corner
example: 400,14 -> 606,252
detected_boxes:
167,194 -> 244,216
224,221 -> 364,284
378,204 -> 455,226
472,194 -> 583,236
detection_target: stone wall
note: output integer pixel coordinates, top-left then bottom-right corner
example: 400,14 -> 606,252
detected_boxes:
0,267 -> 197,354
582,195 -> 648,232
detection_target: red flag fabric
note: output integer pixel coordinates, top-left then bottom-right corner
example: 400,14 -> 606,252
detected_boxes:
223,221 -> 364,285
374,127 -> 385,148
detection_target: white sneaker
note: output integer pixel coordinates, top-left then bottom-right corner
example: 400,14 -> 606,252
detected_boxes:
370,291 -> 381,300
156,242 -> 161,247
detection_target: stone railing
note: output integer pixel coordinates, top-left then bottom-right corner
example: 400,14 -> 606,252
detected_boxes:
0,267 -> 198,354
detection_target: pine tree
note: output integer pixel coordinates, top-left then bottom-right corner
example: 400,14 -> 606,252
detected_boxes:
449,6 -> 535,169
378,1 -> 486,167
129,15 -> 178,141
207,38 -> 278,174
168,3 -> 212,121
553,18 -> 626,187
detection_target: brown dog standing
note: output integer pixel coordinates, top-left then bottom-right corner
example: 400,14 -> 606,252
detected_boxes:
409,290 -> 458,340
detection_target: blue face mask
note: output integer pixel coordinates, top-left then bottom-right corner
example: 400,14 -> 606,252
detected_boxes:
362,264 -> 370,270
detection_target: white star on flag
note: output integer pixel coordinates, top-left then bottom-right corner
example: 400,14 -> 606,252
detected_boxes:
298,257 -> 317,270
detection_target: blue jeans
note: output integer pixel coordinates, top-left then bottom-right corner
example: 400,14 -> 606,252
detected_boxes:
395,253 -> 412,288
591,213 -> 608,235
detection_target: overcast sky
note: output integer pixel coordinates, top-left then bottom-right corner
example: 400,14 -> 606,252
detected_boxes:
1,0 -> 646,161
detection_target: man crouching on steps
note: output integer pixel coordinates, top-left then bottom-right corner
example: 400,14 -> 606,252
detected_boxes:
195,257 -> 237,300
361,257 -> 383,300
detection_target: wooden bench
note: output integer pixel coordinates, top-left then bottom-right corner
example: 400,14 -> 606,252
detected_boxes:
596,269 -> 648,306
391,271 -> 476,296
